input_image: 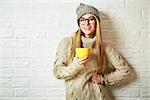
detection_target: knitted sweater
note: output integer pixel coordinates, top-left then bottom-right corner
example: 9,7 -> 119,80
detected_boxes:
53,36 -> 130,100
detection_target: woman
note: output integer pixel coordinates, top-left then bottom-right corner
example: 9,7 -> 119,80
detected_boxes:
53,3 -> 130,100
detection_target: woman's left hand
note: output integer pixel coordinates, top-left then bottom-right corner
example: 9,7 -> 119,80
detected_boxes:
90,74 -> 105,85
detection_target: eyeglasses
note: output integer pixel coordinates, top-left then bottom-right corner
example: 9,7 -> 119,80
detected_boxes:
79,17 -> 96,25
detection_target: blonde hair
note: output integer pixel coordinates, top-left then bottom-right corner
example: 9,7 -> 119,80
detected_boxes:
67,15 -> 106,74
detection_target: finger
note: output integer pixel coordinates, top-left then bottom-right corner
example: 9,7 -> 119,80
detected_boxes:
78,56 -> 89,61
79,57 -> 90,65
90,75 -> 98,82
79,59 -> 88,65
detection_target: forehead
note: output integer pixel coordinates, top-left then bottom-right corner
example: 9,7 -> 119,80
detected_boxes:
81,13 -> 95,19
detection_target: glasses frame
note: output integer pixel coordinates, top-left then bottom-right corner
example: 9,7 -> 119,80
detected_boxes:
79,16 -> 96,25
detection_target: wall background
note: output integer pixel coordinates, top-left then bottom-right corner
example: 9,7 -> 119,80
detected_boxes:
0,0 -> 149,100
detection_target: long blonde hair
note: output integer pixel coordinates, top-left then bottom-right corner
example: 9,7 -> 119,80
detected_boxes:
67,15 -> 106,73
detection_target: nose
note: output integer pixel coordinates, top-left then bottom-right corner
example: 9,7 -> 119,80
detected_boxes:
84,20 -> 90,25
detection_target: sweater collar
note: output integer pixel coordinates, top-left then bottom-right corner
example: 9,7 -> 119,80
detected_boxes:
81,35 -> 96,48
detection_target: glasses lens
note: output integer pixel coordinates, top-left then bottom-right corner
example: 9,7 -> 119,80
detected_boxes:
79,19 -> 85,25
89,18 -> 95,23
79,17 -> 95,25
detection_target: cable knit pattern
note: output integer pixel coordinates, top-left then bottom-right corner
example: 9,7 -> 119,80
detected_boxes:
53,36 -> 130,100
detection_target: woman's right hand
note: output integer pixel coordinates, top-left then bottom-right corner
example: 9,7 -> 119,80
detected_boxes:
90,74 -> 105,85
75,56 -> 91,65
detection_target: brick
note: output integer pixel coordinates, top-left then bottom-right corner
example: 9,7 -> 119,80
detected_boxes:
0,97 -> 9,100
0,8 -> 14,19
0,68 -> 14,78
13,18 -> 30,29
0,39 -> 30,48
29,29 -> 48,39
13,29 -> 30,39
3,0 -> 29,2
14,29 -> 49,39
128,58 -> 150,66
125,40 -> 150,49
102,30 -> 141,39
60,2 -> 78,9
46,87 -> 65,97
61,18 -> 78,29
13,9 -> 31,19
141,30 -> 149,39
6,97 -> 30,100
0,1 -> 29,8
31,39 -> 52,49
30,58 -> 49,68
30,68 -> 48,78
103,39 -> 124,48
1,78 -> 31,87
94,0 -> 125,9
14,68 -> 31,78
107,1 -> 125,9
101,20 -> 125,29
93,2 -> 110,9
126,0 -> 147,3
31,78 -> 48,87
113,87 -> 140,97
61,0 -> 92,3
116,97 -> 140,100
141,49 -> 150,59
29,0 -> 60,3
30,75 -> 63,87
118,48 -> 140,59
125,19 -> 147,29
30,88 -> 46,97
139,98 -> 150,100
14,48 -> 51,58
14,88 -> 30,97
0,58 -> 30,68
0,29 -> 13,38
115,9 -> 141,19
0,49 -> 14,58
30,18 -> 61,29
140,87 -> 150,97
140,69 -> 150,80
46,97 -> 65,100
141,9 -> 148,20
29,8 -> 61,19
126,2 -> 147,9
0,88 -> 14,97
59,8 -> 76,18
48,29 -> 76,40
48,68 -> 64,87
29,2 -> 61,9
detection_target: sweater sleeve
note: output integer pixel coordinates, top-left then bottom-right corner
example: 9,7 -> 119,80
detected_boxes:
104,45 -> 130,85
53,37 -> 84,81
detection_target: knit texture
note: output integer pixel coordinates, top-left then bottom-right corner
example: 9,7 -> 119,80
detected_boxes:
76,3 -> 100,20
53,36 -> 130,100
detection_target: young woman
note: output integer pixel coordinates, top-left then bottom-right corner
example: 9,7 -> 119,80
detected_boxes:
53,3 -> 130,100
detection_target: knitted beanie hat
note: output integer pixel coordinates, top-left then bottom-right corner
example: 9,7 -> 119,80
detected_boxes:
76,3 -> 100,21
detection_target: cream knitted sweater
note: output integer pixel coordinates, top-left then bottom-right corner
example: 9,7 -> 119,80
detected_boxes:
53,36 -> 130,100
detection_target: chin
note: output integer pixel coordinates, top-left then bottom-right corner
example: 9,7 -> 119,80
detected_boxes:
84,31 -> 93,35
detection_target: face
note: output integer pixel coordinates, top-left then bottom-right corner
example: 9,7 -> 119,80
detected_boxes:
79,13 -> 96,38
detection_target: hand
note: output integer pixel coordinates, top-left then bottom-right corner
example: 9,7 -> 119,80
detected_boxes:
76,55 -> 91,65
90,74 -> 105,85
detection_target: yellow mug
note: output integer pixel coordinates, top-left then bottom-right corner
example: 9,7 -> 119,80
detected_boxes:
76,48 -> 92,59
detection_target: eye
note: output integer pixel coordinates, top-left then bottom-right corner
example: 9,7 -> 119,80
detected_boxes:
80,19 -> 85,22
88,17 -> 95,21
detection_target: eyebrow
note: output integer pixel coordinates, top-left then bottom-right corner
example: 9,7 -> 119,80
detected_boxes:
80,16 -> 95,19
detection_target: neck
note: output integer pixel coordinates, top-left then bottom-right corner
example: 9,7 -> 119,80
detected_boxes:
85,33 -> 95,38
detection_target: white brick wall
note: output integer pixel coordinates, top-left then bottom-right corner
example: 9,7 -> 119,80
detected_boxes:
0,0 -> 149,100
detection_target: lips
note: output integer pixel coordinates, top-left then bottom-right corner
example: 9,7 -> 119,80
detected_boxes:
84,27 -> 91,30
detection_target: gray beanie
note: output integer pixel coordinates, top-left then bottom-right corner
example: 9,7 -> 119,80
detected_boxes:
76,3 -> 100,20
